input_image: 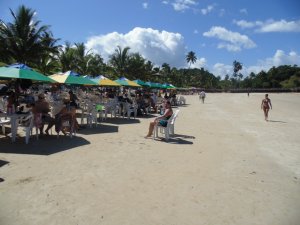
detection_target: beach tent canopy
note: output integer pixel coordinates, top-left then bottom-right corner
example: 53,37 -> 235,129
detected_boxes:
63,71 -> 80,76
133,79 -> 150,87
145,81 -> 163,89
89,75 -> 121,86
162,83 -> 177,89
49,71 -> 97,85
115,77 -> 141,87
0,63 -> 55,83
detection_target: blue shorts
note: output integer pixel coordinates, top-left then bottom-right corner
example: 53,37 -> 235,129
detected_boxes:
159,119 -> 168,127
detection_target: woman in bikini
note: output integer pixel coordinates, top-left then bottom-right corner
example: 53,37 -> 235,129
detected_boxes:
261,94 -> 272,121
145,101 -> 173,138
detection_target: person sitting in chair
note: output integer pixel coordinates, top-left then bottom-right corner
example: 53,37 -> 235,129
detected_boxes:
54,97 -> 79,135
144,101 -> 173,138
32,93 -> 55,135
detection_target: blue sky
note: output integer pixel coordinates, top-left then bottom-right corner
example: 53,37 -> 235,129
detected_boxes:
1,0 -> 300,77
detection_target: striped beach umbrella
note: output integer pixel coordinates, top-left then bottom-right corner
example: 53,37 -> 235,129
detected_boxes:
0,63 -> 55,83
162,83 -> 177,89
114,77 -> 141,87
89,75 -> 121,86
133,79 -> 151,87
49,71 -> 96,85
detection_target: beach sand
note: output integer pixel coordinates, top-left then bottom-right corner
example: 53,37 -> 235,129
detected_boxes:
0,93 -> 300,225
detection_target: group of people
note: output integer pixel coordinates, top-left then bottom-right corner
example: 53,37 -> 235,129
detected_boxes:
7,90 -> 80,135
33,92 -> 80,135
2,86 -> 274,141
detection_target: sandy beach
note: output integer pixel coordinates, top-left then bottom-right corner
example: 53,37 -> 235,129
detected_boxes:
0,93 -> 300,225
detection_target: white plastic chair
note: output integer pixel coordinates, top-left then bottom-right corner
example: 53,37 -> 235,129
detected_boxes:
0,97 -> 7,112
18,113 -> 35,144
104,100 -> 119,119
86,102 -> 98,127
123,102 -> 137,120
57,117 -> 76,138
153,109 -> 180,141
0,117 -> 10,134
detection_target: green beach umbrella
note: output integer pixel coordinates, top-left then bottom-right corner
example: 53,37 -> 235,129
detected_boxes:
145,82 -> 163,89
162,83 -> 177,89
133,79 -> 150,87
115,77 -> 141,87
89,75 -> 121,86
0,63 -> 55,83
49,71 -> 97,85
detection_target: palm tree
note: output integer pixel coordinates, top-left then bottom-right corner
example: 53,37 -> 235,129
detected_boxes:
186,51 -> 197,68
109,46 -> 131,76
233,60 -> 243,88
0,5 -> 53,65
126,53 -> 146,80
35,31 -> 60,75
233,60 -> 242,77
58,42 -> 76,72
161,63 -> 171,83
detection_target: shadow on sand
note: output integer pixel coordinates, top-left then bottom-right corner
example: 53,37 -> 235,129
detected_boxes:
0,159 -> 9,167
154,133 -> 195,145
0,160 -> 9,182
102,117 -> 141,125
0,135 -> 90,155
268,120 -> 287,123
176,104 -> 190,107
77,124 -> 119,135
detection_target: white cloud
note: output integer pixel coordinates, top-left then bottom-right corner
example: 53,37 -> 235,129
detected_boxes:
203,26 -> 256,52
258,19 -> 300,32
170,0 -> 197,12
201,5 -> 214,15
193,29 -> 199,34
219,9 -> 225,17
212,63 -> 232,78
233,20 -> 260,29
190,58 -> 207,68
246,50 -> 300,74
239,8 -> 248,15
142,2 -> 148,9
85,27 -> 187,68
234,19 -> 300,32
213,50 -> 300,78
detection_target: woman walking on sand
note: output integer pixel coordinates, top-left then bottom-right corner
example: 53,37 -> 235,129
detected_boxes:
261,94 -> 272,121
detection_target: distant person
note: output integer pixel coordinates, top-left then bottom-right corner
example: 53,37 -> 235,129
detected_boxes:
261,94 -> 272,121
199,91 -> 206,103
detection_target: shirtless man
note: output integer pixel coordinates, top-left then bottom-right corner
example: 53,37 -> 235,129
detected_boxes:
261,94 -> 272,121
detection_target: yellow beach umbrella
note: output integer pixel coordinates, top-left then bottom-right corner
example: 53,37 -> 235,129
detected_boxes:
49,71 -> 96,85
90,75 -> 121,86
114,77 -> 141,87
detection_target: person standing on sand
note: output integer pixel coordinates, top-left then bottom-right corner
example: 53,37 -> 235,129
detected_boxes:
199,91 -> 206,103
261,94 -> 272,121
